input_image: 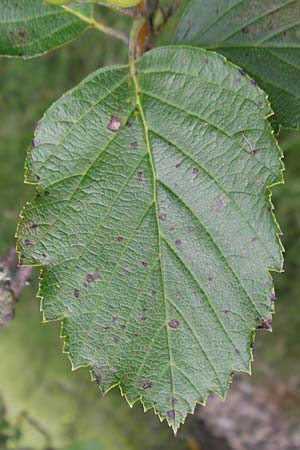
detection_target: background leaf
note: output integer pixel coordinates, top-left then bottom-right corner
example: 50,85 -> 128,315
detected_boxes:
17,46 -> 282,431
175,0 -> 300,130
0,0 -> 93,58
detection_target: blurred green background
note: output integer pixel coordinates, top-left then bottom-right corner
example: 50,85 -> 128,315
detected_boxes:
0,5 -> 299,450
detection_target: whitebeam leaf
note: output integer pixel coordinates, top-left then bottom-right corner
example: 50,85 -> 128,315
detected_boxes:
175,0 -> 300,130
17,46 -> 283,431
0,0 -> 93,58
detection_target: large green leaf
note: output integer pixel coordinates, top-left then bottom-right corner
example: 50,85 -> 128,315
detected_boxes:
17,46 -> 283,431
0,0 -> 93,58
175,0 -> 300,130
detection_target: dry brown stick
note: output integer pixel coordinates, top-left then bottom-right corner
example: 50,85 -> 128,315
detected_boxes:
0,246 -> 33,329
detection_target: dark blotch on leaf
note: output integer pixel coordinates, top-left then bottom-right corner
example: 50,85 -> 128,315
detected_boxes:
239,69 -> 246,76
142,261 -> 148,268
86,272 -> 100,283
211,194 -> 228,213
168,319 -> 180,329
257,317 -> 272,332
117,236 -> 124,242
24,239 -> 32,246
74,289 -> 80,299
107,115 -> 122,132
143,381 -> 154,389
10,28 -> 28,46
130,141 -> 138,149
175,239 -> 182,246
159,213 -> 167,221
192,167 -> 199,175
44,191 -> 50,197
167,410 -> 175,419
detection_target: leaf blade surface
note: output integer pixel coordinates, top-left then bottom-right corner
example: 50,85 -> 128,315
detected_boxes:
18,46 -> 283,430
175,0 -> 300,129
0,0 -> 93,57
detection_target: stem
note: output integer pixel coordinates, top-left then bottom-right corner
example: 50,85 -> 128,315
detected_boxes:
0,246 -> 33,329
129,16 -> 146,63
129,0 -> 157,62
62,5 -> 130,44
97,2 -> 141,19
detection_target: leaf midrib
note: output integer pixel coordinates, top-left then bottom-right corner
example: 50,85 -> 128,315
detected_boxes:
130,60 -> 177,426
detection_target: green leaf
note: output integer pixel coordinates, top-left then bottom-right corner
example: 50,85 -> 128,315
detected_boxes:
175,0 -> 300,130
0,0 -> 93,58
17,46 -> 283,431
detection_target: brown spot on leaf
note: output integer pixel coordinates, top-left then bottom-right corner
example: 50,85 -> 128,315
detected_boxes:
107,115 -> 122,132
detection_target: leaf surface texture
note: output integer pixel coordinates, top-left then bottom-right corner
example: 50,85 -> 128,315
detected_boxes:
0,0 -> 93,57
18,46 -> 282,430
176,0 -> 300,129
